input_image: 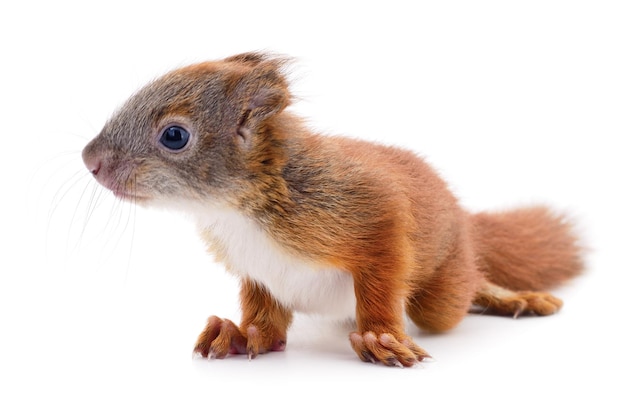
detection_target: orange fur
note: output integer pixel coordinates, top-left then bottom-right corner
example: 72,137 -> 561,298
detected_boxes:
82,52 -> 585,367
472,207 -> 584,291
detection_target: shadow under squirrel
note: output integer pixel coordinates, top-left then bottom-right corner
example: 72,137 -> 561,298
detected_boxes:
82,52 -> 584,367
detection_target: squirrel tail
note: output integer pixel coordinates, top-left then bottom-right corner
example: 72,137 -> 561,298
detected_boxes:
471,206 -> 585,291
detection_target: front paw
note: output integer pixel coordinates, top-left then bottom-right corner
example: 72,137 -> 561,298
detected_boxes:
193,316 -> 247,359
349,331 -> 430,367
193,316 -> 287,360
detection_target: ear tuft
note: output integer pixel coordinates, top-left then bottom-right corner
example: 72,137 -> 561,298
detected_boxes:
224,51 -> 270,66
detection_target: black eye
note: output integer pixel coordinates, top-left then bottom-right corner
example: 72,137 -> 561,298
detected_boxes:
159,126 -> 190,151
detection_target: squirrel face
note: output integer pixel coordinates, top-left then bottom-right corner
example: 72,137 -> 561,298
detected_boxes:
82,53 -> 292,205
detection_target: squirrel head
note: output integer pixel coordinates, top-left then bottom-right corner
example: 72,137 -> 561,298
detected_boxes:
82,52 -> 292,206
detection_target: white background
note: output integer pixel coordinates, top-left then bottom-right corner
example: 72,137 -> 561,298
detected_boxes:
1,1 -> 625,414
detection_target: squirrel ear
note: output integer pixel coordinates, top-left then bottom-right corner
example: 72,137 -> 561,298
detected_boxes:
232,57 -> 291,141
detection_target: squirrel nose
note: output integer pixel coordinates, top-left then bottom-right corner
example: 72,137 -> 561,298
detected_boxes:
82,147 -> 101,176
89,161 -> 101,176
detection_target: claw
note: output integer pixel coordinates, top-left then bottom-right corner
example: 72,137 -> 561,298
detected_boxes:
362,351 -> 377,364
417,354 -> 433,362
194,316 -> 285,362
384,357 -> 404,368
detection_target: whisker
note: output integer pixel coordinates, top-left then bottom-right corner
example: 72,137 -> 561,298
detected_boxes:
68,178 -> 106,255
105,193 -> 127,241
93,183 -> 137,280
44,159 -> 86,223
46,171 -> 81,222
45,169 -> 91,257
82,181 -> 107,229
123,176 -> 139,284
48,148 -> 141,281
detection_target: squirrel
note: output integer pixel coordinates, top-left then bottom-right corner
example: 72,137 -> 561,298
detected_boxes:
82,52 -> 584,367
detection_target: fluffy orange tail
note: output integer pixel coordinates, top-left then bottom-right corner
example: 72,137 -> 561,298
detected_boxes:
471,206 -> 585,291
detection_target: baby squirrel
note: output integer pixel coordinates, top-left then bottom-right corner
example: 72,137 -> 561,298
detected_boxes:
82,52 -> 584,367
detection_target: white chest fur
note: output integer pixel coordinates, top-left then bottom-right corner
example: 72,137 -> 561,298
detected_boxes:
190,204 -> 356,320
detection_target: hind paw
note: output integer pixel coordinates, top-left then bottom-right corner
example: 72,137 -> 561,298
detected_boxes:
508,291 -> 563,318
474,282 -> 563,318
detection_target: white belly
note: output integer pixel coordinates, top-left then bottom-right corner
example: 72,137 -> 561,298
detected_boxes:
192,204 -> 356,320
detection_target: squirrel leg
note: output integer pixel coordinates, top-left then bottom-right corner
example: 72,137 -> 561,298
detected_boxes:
405,245 -> 479,333
472,280 -> 563,318
349,267 -> 430,367
193,278 -> 293,360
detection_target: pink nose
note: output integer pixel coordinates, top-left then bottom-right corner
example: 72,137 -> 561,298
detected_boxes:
82,148 -> 101,176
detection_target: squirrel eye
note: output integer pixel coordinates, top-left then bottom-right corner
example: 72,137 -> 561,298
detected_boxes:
159,125 -> 190,151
